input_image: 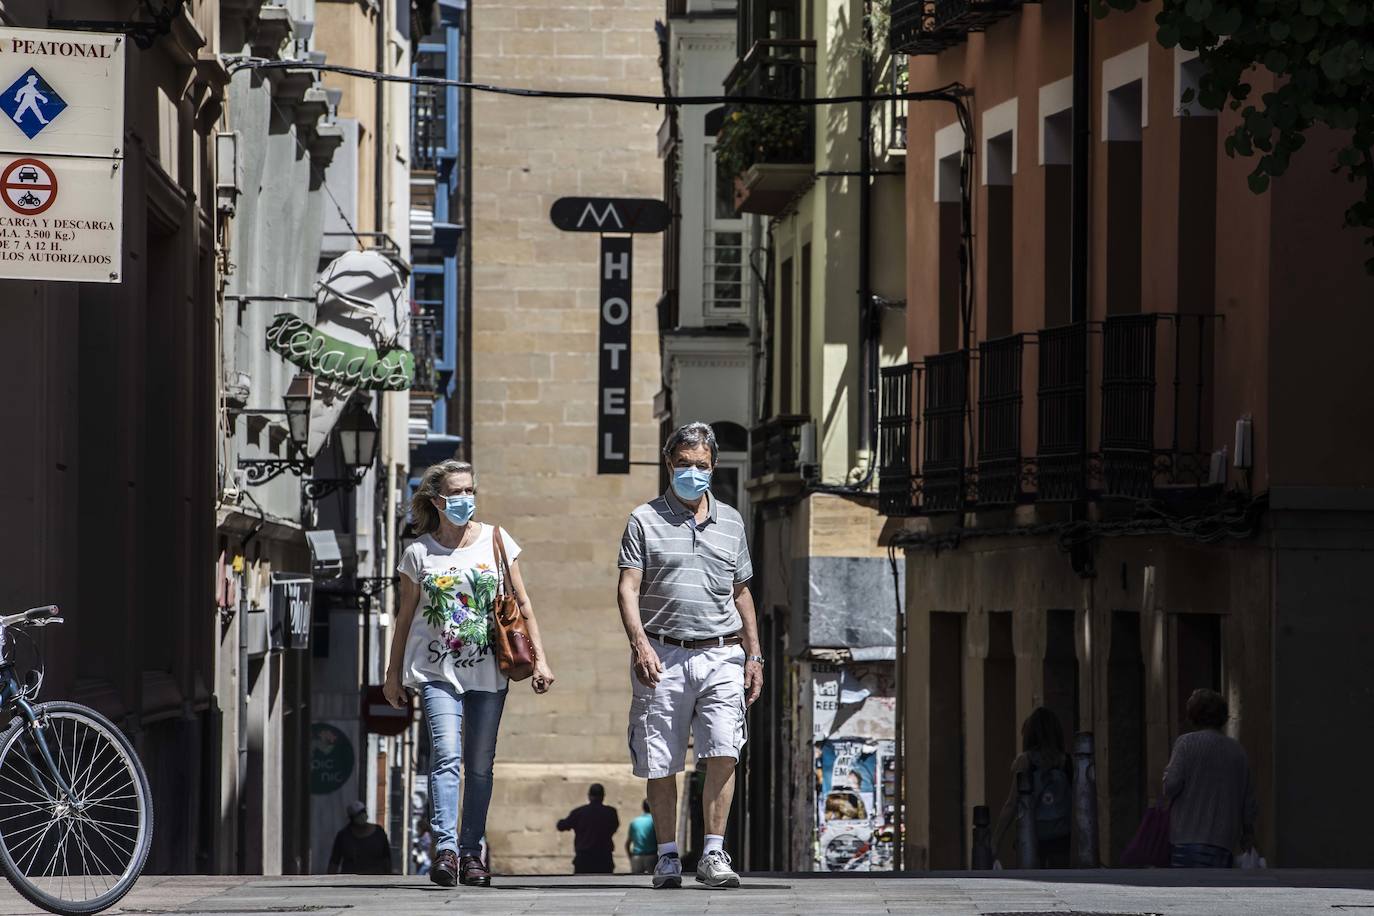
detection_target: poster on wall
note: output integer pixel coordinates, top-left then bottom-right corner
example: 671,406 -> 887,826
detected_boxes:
815,737 -> 897,871
812,663 -> 897,741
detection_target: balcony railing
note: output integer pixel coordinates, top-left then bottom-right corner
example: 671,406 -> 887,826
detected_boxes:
921,350 -> 968,513
889,0 -> 961,55
1036,323 -> 1088,502
749,414 -> 812,481
722,40 -> 816,215
412,84 -> 441,173
977,334 -> 1024,506
878,364 -> 920,516
875,314 -> 1218,518
889,0 -> 1025,55
410,314 -> 439,395
932,0 -> 1024,31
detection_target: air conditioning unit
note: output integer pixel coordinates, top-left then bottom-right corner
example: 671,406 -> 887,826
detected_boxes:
799,420 -> 819,480
1233,414 -> 1253,469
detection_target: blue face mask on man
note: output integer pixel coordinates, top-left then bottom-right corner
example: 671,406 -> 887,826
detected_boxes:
671,467 -> 712,501
442,494 -> 476,526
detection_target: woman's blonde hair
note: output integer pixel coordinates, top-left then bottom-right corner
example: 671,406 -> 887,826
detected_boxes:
410,460 -> 476,535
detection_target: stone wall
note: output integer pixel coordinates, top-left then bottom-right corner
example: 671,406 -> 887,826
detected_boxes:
469,0 -> 665,875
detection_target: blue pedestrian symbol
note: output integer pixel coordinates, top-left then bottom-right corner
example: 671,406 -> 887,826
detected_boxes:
0,68 -> 67,140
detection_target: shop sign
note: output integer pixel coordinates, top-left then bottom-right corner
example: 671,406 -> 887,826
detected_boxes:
269,573 -> 313,651
310,723 -> 354,795
267,314 -> 415,391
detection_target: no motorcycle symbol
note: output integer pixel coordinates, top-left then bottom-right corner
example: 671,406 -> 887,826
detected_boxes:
1,158 -> 57,215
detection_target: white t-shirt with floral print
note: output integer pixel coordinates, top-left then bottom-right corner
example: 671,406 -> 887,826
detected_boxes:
396,524 -> 520,694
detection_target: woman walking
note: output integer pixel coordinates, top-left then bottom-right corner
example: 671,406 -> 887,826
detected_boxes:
384,460 -> 556,887
992,706 -> 1073,867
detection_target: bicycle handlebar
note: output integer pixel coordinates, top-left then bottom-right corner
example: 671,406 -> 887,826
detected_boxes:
0,606 -> 61,628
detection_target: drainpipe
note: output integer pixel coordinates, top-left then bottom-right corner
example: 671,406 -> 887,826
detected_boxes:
374,0 -> 386,241
856,3 -> 876,481
1071,0 -> 1091,499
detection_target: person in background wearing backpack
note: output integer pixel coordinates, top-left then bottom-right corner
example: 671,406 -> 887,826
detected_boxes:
992,706 -> 1073,866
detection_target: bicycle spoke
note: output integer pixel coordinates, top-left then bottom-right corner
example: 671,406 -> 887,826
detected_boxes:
0,709 -> 148,908
74,816 -> 119,891
0,758 -> 53,803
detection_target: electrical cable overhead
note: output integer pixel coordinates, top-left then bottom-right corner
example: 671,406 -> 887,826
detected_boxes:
227,57 -> 970,110
226,57 -> 980,503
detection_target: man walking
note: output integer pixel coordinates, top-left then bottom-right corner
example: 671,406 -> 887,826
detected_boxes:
327,801 -> 393,874
617,421 -> 763,889
556,784 -> 620,874
625,799 -> 657,874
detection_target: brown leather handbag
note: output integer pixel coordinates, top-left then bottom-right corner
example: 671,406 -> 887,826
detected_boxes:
491,528 -> 535,681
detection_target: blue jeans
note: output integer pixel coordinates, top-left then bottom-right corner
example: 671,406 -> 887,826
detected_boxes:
1171,842 -> 1233,868
421,682 -> 507,857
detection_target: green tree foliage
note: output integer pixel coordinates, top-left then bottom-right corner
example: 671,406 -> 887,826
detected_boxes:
1096,0 -> 1374,272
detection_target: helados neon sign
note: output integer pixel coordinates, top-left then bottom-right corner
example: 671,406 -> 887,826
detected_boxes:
266,313 -> 414,391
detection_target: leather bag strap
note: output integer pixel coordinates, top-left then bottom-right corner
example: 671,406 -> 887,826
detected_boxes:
493,526 -> 513,595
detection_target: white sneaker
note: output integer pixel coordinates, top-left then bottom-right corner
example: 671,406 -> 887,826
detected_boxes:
694,849 -> 740,888
652,852 -> 682,889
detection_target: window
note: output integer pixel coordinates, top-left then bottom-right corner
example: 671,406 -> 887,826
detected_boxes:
779,256 -> 794,414
704,145 -> 747,319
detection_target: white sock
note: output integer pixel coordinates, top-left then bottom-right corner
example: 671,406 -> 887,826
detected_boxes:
703,834 -> 724,855
657,841 -> 678,857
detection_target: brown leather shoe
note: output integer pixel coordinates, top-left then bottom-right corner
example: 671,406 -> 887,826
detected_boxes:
430,849 -> 458,887
459,854 -> 491,887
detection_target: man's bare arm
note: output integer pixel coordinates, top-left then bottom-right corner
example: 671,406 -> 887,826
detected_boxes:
735,583 -> 763,706
618,567 -> 663,688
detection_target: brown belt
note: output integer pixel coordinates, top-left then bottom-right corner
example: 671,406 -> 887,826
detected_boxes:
648,632 -> 742,650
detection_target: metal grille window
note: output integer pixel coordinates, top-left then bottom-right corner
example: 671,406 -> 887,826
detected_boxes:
1100,314 -> 1158,499
1036,323 -> 1088,502
977,334 -> 1023,505
922,350 -> 968,513
879,364 -> 919,516
704,146 -> 747,317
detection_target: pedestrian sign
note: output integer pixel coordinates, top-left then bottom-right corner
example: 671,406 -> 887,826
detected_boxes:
0,68 -> 66,140
0,27 -> 124,283
0,157 -> 56,215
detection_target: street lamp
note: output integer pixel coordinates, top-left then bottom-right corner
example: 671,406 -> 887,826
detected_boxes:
302,400 -> 380,501
236,373 -> 316,485
283,373 -> 314,457
336,401 -> 379,473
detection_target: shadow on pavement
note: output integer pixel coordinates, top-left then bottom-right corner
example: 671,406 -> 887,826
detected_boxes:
757,869 -> 1374,891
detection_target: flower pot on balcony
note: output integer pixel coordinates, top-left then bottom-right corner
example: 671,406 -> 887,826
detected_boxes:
733,163 -> 815,216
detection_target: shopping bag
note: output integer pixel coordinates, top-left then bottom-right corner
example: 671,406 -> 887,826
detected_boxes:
1120,805 -> 1172,867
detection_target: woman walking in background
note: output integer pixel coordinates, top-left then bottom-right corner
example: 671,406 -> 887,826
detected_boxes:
992,706 -> 1073,867
1163,688 -> 1258,868
384,460 -> 557,888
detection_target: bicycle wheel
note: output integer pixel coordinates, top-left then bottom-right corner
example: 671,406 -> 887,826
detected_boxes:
0,702 -> 152,915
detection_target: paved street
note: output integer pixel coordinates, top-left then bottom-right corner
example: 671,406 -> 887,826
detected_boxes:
1,871 -> 1372,916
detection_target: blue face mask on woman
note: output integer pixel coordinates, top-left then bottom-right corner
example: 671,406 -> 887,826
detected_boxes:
671,467 -> 712,501
442,494 -> 476,526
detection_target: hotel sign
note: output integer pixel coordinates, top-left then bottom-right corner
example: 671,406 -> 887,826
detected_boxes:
551,197 -> 669,474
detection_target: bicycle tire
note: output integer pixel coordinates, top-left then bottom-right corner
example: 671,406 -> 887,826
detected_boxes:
0,701 -> 153,915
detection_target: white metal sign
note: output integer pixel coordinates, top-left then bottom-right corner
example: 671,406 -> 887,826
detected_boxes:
0,27 -> 124,283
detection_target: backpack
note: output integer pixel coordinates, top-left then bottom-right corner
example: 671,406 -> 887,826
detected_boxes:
1030,753 -> 1072,841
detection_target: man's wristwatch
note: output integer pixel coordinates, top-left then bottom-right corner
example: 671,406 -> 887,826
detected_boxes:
747,655 -> 765,665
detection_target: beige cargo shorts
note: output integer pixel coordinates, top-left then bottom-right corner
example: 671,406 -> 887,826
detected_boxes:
627,641 -> 747,779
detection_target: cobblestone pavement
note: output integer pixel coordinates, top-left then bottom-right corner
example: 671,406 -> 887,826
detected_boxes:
2,870 -> 1373,916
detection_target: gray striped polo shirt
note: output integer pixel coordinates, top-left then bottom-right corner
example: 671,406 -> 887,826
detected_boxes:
618,489 -> 753,641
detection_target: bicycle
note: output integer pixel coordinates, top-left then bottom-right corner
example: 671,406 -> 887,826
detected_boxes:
0,606 -> 152,914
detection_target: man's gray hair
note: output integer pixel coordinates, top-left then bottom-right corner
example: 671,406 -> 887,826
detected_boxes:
663,421 -> 718,464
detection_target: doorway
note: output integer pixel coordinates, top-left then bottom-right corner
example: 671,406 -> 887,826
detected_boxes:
928,612 -> 965,868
